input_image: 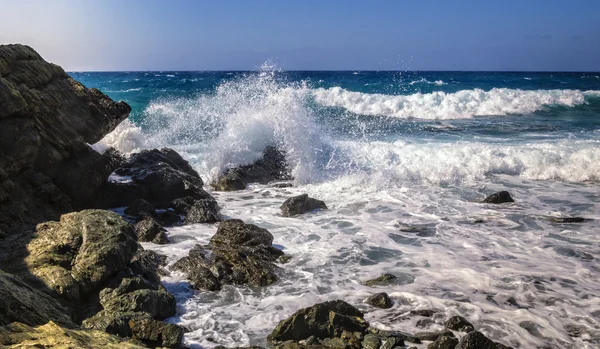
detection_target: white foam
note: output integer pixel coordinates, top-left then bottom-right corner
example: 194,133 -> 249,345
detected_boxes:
408,78 -> 447,86
93,119 -> 147,155
312,87 -> 600,119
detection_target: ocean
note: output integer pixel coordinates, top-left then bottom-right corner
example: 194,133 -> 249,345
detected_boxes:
71,70 -> 600,348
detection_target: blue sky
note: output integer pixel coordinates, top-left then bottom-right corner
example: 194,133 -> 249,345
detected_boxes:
2,0 -> 599,71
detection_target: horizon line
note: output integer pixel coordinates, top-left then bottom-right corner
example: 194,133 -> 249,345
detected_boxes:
67,69 -> 600,73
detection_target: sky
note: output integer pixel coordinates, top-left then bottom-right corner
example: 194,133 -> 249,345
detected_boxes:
1,0 -> 599,71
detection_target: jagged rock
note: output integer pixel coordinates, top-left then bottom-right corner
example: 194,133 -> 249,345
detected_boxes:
24,210 -> 139,300
210,219 -> 275,248
102,148 -> 214,208
415,330 -> 454,341
364,273 -> 397,286
98,278 -> 176,320
129,317 -> 184,348
0,269 -> 75,327
427,335 -> 459,349
82,310 -> 152,337
126,249 -> 168,286
213,146 -> 291,191
125,198 -> 156,218
368,328 -> 419,344
0,321 -> 147,348
380,336 -> 403,349
445,315 -> 475,333
0,44 -> 131,233
366,292 -> 393,309
170,196 -> 196,214
361,334 -> 381,349
157,209 -> 182,227
455,331 -> 503,349
267,300 -> 369,344
280,194 -> 327,217
483,191 -> 514,204
183,198 -> 221,224
135,217 -> 169,244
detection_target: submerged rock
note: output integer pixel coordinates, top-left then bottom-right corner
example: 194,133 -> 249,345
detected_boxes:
445,315 -> 475,333
548,216 -> 586,223
364,273 -> 397,286
173,219 -> 283,290
280,194 -> 327,217
366,292 -> 393,309
213,146 -> 291,191
483,191 -> 514,204
184,198 -> 221,224
267,300 -> 369,344
135,217 -> 169,244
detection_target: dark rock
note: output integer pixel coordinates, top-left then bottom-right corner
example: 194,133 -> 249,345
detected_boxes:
280,194 -> 327,217
99,285 -> 176,320
455,331 -> 501,349
445,315 -> 475,333
415,330 -> 454,341
170,196 -> 196,214
368,328 -> 418,344
213,146 -> 291,191
156,209 -> 182,227
82,310 -> 152,337
129,317 -> 184,348
549,216 -> 586,223
366,292 -> 393,309
135,217 -> 169,244
184,198 -> 221,224
364,273 -> 397,286
0,44 -> 131,233
427,335 -> 459,349
210,219 -> 275,248
361,334 -> 381,349
125,198 -> 156,218
410,309 -> 437,317
380,336 -> 403,349
103,148 -> 213,208
267,300 -> 369,344
483,191 -> 514,204
126,249 -> 168,287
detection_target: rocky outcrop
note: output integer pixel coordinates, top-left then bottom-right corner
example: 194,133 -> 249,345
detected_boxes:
280,194 -> 327,217
427,335 -> 459,349
183,198 -> 221,224
0,321 -> 148,348
365,292 -> 393,309
364,273 -> 398,287
456,331 -> 507,349
173,219 -> 283,290
445,315 -> 475,333
483,191 -> 514,204
213,146 -> 291,191
135,217 -> 169,244
0,44 -> 131,234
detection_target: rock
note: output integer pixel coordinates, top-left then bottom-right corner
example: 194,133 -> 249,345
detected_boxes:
103,148 -> 214,208
415,330 -> 454,341
0,44 -> 131,233
445,315 -> 475,333
0,269 -> 75,327
156,209 -> 182,227
135,217 -> 169,244
410,309 -> 437,317
213,146 -> 291,191
380,336 -> 403,349
549,216 -> 586,223
82,310 -> 152,337
173,219 -> 283,290
280,194 -> 327,217
361,334 -> 381,349
368,328 -> 417,344
364,273 -> 397,286
366,292 -> 393,309
455,331 -> 501,349
267,300 -> 369,344
170,196 -> 196,214
427,335 -> 459,349
184,198 -> 221,224
24,210 -> 139,300
483,191 -> 514,204
99,280 -> 176,320
124,198 -> 156,218
0,321 -> 147,348
129,317 -> 184,348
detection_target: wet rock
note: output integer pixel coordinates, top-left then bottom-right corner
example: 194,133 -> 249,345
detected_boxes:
129,317 -> 184,348
280,194 -> 327,217
184,198 -> 221,224
173,219 -> 283,290
366,292 -> 393,309
416,318 -> 434,328
455,331 -> 501,349
135,217 -> 169,244
0,321 -> 147,348
156,209 -> 182,227
427,335 -> 459,349
213,146 -> 291,191
361,334 -> 381,349
267,300 -> 369,344
103,148 -> 214,208
483,191 -> 514,204
549,216 -> 586,223
380,336 -> 403,349
99,283 -> 176,320
415,330 -> 454,341
124,198 -> 156,218
445,315 -> 475,333
410,309 -> 437,317
170,196 -> 196,214
368,328 -> 417,344
82,310 -> 152,338
364,273 -> 397,286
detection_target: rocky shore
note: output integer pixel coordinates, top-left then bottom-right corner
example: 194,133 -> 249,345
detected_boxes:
0,44 -> 548,348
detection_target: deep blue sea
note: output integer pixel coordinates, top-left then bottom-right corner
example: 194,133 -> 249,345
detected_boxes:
72,70 -> 600,348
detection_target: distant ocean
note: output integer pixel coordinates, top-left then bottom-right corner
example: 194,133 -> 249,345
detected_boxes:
72,70 -> 600,348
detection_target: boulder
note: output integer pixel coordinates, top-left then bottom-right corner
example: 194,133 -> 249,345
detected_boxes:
366,292 -> 393,309
213,146 -> 291,191
184,198 -> 221,224
445,315 -> 475,333
0,321 -> 147,349
415,330 -> 454,341
102,148 -> 214,208
455,331 -> 503,349
483,191 -> 514,204
173,220 -> 283,290
267,300 -> 369,344
280,194 -> 327,217
0,44 -> 131,233
129,317 -> 184,348
98,278 -> 176,320
124,198 -> 156,218
364,273 -> 397,287
135,217 -> 169,244
427,335 -> 459,349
